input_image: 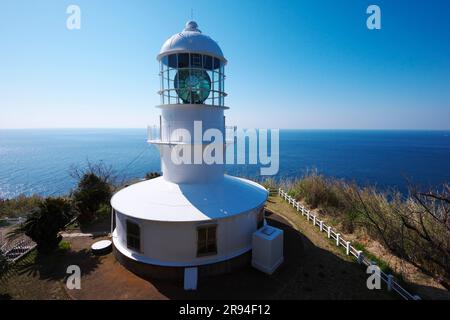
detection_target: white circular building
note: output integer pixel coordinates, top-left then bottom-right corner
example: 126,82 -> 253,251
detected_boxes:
111,21 -> 268,280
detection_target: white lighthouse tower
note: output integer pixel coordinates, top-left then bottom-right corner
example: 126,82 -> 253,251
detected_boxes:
111,21 -> 270,281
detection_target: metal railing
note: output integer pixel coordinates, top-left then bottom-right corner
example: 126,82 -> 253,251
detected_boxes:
147,124 -> 237,145
277,188 -> 421,301
1,236 -> 36,263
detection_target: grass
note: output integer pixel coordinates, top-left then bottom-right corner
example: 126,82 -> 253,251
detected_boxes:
352,241 -> 393,274
279,172 -> 449,288
265,195 -> 394,299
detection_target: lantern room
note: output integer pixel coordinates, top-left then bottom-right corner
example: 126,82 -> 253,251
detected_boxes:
157,21 -> 227,106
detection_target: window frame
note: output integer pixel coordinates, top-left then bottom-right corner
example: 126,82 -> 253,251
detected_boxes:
196,223 -> 218,257
126,219 -> 141,253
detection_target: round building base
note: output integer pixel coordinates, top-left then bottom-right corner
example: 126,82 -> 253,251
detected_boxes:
113,244 -> 251,281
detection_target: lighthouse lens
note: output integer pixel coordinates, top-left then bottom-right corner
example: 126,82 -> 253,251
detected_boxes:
174,69 -> 211,104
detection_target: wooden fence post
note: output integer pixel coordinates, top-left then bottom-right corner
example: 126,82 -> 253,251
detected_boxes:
327,226 -> 331,238
312,215 -> 316,226
319,220 -> 323,232
346,241 -> 350,255
336,233 -> 340,246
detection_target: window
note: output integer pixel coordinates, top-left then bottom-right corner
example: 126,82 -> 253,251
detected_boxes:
167,54 -> 177,68
177,53 -> 189,68
190,53 -> 202,68
213,57 -> 221,70
112,209 -> 116,232
197,224 -> 217,256
203,55 -> 212,70
257,207 -> 265,229
126,220 -> 141,252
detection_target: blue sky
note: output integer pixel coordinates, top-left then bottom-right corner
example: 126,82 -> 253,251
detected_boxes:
0,0 -> 449,129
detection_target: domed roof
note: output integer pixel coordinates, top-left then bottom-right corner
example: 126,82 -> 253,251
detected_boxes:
158,21 -> 226,62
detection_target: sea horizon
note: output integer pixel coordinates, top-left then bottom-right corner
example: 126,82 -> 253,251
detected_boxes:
1,128 -> 450,131
1,128 -> 449,199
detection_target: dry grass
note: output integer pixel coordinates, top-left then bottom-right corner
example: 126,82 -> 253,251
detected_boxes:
277,172 -> 450,292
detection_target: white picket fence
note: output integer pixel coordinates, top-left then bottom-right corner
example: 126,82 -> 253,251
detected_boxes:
277,188 -> 421,300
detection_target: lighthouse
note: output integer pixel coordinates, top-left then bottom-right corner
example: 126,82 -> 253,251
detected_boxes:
111,21 -> 273,281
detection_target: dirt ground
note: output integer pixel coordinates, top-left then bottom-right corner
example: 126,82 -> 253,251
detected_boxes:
2,208 -> 394,300
61,212 -> 392,300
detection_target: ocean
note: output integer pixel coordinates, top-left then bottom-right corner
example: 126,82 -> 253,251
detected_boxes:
0,129 -> 449,199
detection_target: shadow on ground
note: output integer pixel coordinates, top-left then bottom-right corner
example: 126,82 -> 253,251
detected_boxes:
17,248 -> 101,282
134,214 -> 394,300
17,212 -> 447,300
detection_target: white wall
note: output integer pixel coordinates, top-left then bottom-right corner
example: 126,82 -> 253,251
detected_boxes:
114,206 -> 263,267
159,105 -> 226,183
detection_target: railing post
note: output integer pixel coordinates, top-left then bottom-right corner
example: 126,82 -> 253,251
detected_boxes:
306,211 -> 310,221
327,226 -> 331,238
312,215 -> 316,226
357,251 -> 364,264
387,274 -> 394,291
319,220 -> 323,232
346,241 -> 350,255
336,233 -> 340,246
296,203 -> 300,211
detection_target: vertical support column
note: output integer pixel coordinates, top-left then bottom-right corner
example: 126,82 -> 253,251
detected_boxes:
110,208 -> 115,236
346,241 -> 351,255
159,115 -> 162,140
319,220 -> 323,232
327,226 -> 331,238
336,233 -> 340,246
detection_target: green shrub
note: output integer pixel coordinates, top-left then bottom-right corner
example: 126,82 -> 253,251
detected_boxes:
12,198 -> 74,253
71,162 -> 114,225
58,240 -> 71,251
